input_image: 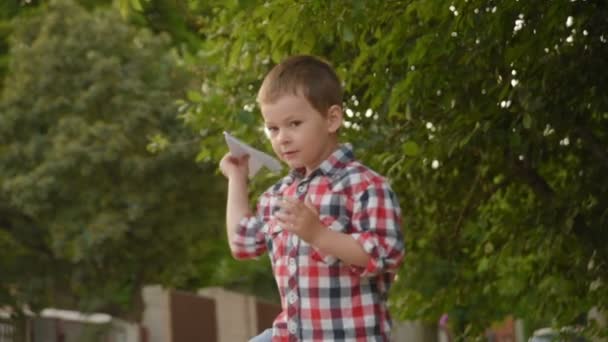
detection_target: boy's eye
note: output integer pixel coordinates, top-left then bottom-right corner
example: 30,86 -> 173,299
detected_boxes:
289,121 -> 302,127
265,126 -> 278,135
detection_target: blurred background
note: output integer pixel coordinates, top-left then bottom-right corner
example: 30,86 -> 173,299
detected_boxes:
0,0 -> 606,341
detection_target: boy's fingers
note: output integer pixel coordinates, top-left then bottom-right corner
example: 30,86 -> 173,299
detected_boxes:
282,197 -> 297,205
226,153 -> 249,164
304,196 -> 317,213
275,213 -> 295,231
225,153 -> 240,162
275,216 -> 286,226
280,198 -> 296,211
286,197 -> 308,210
277,199 -> 289,210
275,210 -> 293,222
274,212 -> 286,224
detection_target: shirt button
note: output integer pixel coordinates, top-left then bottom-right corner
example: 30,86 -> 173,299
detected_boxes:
297,184 -> 307,194
288,320 -> 297,334
288,258 -> 296,273
288,291 -> 298,304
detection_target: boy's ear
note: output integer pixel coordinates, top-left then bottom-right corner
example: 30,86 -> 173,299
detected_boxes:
326,105 -> 343,133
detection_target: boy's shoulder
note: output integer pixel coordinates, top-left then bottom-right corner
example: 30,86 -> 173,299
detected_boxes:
334,158 -> 392,189
322,143 -> 390,185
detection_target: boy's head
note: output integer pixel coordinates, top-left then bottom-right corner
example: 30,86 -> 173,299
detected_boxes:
258,55 -> 344,175
257,55 -> 343,116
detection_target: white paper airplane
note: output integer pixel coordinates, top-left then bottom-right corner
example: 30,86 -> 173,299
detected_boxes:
223,131 -> 283,178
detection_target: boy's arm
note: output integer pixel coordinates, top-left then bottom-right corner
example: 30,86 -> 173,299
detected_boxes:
220,153 -> 252,252
225,176 -> 251,251
275,197 -> 370,267
311,228 -> 370,267
347,180 -> 404,276
277,180 -> 404,275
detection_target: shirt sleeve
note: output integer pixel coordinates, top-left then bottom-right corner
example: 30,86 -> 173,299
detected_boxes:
231,202 -> 268,260
349,178 -> 405,277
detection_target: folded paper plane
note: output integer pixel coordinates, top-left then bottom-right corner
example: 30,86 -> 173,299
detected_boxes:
223,131 -> 282,178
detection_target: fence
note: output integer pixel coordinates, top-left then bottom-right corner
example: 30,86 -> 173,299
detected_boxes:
0,318 -> 15,342
142,286 -> 281,342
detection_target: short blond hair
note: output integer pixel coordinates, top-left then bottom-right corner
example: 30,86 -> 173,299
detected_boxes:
257,55 -> 343,115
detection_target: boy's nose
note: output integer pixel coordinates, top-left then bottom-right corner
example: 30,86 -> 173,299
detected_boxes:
277,130 -> 291,144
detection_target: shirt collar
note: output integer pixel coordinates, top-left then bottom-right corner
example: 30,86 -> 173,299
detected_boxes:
286,143 -> 354,182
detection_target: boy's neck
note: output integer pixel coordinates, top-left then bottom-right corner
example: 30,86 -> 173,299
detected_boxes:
305,137 -> 340,177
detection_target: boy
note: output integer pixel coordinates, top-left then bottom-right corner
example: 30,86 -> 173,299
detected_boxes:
219,55 -> 404,341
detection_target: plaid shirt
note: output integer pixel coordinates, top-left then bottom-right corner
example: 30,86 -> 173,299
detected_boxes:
233,144 -> 404,341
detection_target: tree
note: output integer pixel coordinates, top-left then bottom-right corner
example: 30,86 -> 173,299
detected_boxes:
141,0 -> 606,338
0,0 -> 34,88
0,0 -> 231,319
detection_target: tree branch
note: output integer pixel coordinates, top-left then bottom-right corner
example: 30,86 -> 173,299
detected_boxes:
510,157 -> 555,200
0,206 -> 55,258
452,171 -> 481,240
450,173 -> 510,242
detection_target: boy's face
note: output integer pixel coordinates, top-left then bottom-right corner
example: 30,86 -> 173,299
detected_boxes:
260,94 -> 342,174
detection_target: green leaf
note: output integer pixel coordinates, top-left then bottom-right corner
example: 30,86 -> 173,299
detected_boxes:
342,24 -> 354,43
237,110 -> 255,125
523,113 -> 532,129
196,147 -> 211,162
402,141 -> 419,156
187,90 -> 204,103
130,0 -> 143,12
477,257 -> 489,273
228,38 -> 244,68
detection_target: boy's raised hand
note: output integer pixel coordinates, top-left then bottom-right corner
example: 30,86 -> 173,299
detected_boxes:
275,196 -> 325,244
219,153 -> 250,180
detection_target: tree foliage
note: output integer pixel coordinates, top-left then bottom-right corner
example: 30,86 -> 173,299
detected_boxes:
130,0 -> 606,338
3,0 -> 607,338
0,0 -> 229,318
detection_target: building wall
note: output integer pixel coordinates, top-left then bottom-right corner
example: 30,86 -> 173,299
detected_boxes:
391,320 -> 439,342
171,290 -> 217,342
142,285 -> 172,342
142,286 -> 281,342
198,287 -> 258,342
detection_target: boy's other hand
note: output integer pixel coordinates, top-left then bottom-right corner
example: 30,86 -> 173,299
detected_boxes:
275,196 -> 324,244
219,153 -> 250,181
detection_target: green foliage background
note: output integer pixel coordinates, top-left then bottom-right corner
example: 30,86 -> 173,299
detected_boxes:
0,0 -> 241,318
1,0 -> 607,339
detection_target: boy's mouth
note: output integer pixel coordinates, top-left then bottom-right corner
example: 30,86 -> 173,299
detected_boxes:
282,151 -> 298,159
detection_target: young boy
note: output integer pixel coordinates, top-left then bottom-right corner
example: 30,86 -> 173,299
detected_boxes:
219,55 -> 405,341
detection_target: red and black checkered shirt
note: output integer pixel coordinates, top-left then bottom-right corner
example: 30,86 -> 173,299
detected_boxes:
233,144 -> 405,341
